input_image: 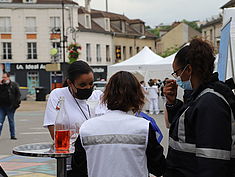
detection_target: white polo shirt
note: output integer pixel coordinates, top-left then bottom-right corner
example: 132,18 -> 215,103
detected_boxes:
43,87 -> 107,128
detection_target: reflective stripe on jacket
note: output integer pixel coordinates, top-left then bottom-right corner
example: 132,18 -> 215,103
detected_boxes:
169,88 -> 235,161
166,87 -> 234,177
80,110 -> 150,177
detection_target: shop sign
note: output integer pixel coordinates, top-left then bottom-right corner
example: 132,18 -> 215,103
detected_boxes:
92,67 -> 105,73
16,64 -> 46,70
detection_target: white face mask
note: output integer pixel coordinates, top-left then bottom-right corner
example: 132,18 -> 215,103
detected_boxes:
2,80 -> 10,85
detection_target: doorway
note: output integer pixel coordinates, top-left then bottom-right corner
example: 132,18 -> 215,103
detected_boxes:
27,71 -> 39,94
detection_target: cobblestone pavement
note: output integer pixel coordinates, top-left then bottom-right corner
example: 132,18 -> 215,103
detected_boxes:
0,101 -> 168,177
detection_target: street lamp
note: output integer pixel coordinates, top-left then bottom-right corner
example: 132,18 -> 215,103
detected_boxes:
66,26 -> 79,43
61,0 -> 66,64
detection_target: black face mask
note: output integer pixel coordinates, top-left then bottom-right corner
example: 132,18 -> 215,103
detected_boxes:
74,87 -> 93,100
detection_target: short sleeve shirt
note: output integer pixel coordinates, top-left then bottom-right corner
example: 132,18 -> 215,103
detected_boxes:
43,87 -> 106,128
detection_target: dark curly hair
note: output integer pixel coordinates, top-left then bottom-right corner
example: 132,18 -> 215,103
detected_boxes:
67,60 -> 93,83
175,38 -> 215,82
102,71 -> 145,113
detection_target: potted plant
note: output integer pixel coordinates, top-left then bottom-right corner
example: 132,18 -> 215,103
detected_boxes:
67,43 -> 82,64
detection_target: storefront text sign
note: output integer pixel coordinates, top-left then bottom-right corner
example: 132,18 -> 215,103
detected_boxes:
16,64 -> 46,70
92,67 -> 105,73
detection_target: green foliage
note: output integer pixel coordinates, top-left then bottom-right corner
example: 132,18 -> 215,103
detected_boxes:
147,25 -> 172,37
160,45 -> 179,58
148,19 -> 201,38
149,28 -> 160,37
181,19 -> 201,32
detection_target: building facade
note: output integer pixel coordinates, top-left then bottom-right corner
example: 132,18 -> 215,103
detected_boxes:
77,5 -> 157,64
0,0 -> 157,94
156,23 -> 201,54
201,17 -> 223,51
0,0 -> 79,94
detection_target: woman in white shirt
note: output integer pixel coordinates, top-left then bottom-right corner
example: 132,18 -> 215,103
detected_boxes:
43,60 -> 106,175
44,60 -> 106,138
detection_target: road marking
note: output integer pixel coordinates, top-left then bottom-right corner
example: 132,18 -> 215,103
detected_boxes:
20,132 -> 49,135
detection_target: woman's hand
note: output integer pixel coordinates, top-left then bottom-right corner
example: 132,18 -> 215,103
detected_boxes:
163,79 -> 177,104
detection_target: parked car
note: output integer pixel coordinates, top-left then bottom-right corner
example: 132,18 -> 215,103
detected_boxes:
93,81 -> 107,91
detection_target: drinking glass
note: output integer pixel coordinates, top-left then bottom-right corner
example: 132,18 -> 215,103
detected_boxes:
70,122 -> 80,152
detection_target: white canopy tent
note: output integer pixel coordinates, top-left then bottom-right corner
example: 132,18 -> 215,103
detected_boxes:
143,52 -> 177,81
108,46 -> 165,81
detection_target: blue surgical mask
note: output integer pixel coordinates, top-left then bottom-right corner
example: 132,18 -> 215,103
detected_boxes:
176,76 -> 192,90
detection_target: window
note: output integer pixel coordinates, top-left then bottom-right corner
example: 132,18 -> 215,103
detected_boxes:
210,29 -> 213,42
52,42 -> 61,59
50,17 -> 61,32
0,17 -> 11,33
85,15 -> 91,28
105,18 -> 109,31
121,21 -> 126,33
129,47 -> 133,57
115,46 -> 121,60
0,0 -> 12,2
96,44 -> 101,62
27,42 -> 37,59
140,25 -> 143,33
25,17 -> 36,33
2,42 -> 12,59
136,47 -> 140,53
23,0 -> 36,3
106,45 -> 110,62
86,43 -> 91,62
204,31 -> 207,40
123,46 -> 126,60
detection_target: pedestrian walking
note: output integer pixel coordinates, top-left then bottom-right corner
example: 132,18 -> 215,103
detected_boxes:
0,72 -> 21,140
71,71 -> 166,177
163,38 -> 235,177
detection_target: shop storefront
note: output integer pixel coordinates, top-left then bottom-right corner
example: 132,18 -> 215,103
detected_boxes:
2,63 -> 107,95
91,65 -> 107,81
10,63 -> 51,94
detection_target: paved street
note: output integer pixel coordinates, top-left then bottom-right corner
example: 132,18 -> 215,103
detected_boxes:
0,101 -> 169,177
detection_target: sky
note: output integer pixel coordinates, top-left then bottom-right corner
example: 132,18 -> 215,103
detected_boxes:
76,0 -> 229,27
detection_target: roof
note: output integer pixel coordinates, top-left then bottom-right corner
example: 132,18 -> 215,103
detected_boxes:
10,0 -> 77,5
221,0 -> 235,8
91,9 -> 129,21
160,22 -> 201,38
78,7 -> 89,14
77,7 -> 156,38
78,20 -> 111,34
128,19 -> 145,24
201,17 -> 223,28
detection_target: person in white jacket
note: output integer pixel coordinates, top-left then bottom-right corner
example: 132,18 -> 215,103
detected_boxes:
71,71 -> 166,177
147,79 -> 160,115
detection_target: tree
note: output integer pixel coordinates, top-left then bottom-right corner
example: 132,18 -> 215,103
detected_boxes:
160,45 -> 179,58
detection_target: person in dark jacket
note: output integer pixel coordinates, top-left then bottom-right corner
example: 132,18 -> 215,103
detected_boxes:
163,38 -> 235,177
0,72 -> 21,140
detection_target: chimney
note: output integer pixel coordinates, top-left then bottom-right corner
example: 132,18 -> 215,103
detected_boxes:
85,0 -> 91,12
